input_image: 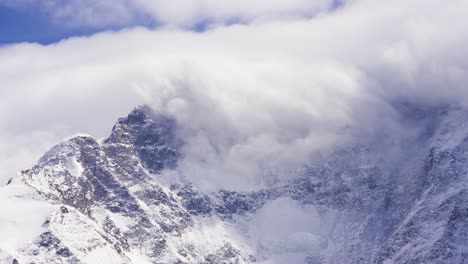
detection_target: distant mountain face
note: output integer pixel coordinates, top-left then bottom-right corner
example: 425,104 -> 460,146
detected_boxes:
1,104 -> 468,264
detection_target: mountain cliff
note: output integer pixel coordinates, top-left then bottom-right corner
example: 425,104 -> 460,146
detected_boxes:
1,104 -> 468,263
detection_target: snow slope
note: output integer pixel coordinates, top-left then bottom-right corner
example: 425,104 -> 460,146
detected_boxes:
1,104 -> 468,263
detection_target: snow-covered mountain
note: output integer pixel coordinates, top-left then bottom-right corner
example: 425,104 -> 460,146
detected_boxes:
1,104 -> 468,264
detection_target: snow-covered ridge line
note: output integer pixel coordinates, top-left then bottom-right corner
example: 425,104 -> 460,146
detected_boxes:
2,104 -> 468,263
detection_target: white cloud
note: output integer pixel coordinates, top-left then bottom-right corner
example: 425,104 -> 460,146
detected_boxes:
0,0 -> 468,190
245,197 -> 330,263
133,0 -> 334,26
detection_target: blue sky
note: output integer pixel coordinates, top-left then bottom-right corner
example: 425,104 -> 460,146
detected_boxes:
0,5 -> 93,44
0,4 -> 227,45
0,3 -> 160,45
0,0 -> 345,45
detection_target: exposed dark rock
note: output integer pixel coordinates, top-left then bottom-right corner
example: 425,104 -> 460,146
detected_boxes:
12,105 -> 468,263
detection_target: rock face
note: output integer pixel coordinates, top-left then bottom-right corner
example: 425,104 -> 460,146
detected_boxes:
2,104 -> 468,263
13,106 -> 254,264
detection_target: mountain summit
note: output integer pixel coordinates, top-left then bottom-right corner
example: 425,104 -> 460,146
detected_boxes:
1,105 -> 468,263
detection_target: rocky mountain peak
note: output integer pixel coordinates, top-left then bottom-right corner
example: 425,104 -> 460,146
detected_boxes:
104,105 -> 181,174
11,105 -> 255,264
105,105 -> 175,145
3,104 -> 468,263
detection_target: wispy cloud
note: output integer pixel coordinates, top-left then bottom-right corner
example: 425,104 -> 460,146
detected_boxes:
0,0 -> 336,28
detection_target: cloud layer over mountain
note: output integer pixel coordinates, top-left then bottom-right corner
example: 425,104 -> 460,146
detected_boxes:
1,0 -> 468,190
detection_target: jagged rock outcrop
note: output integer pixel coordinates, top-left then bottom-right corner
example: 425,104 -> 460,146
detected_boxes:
2,104 -> 468,263
12,106 -> 254,264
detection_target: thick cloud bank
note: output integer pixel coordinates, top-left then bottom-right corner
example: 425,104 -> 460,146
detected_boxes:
1,0 -> 468,190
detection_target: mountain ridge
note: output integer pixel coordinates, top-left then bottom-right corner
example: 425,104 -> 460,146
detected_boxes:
1,104 -> 468,263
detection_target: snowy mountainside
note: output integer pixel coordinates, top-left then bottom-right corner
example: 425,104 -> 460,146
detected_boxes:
1,104 -> 468,263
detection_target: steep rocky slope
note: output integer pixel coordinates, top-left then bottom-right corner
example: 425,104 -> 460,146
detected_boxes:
1,104 -> 468,263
